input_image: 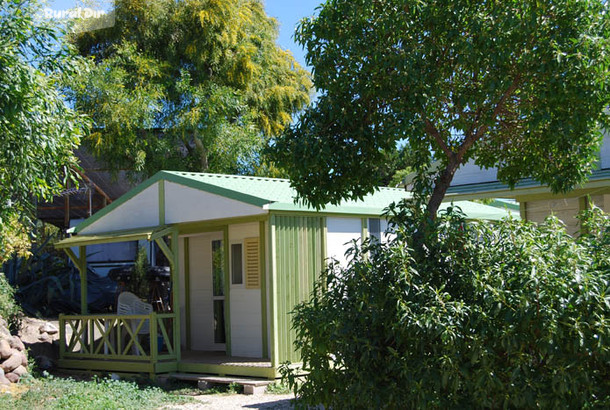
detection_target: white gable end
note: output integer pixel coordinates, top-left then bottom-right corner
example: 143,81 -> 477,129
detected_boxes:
164,181 -> 266,224
452,159 -> 499,186
80,183 -> 160,234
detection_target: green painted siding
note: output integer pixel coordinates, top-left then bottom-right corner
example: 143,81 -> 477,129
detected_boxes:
273,215 -> 325,363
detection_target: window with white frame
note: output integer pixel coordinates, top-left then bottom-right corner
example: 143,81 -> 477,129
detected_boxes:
231,243 -> 243,285
369,218 -> 381,242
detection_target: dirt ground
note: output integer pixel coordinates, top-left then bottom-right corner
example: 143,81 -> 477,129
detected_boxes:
164,393 -> 295,409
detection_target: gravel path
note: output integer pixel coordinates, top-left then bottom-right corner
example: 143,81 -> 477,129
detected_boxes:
165,393 -> 295,409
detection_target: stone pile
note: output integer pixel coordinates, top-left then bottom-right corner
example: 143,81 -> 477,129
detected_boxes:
0,318 -> 28,385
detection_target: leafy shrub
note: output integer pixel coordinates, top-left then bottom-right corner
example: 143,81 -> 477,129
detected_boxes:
129,247 -> 150,299
282,206 -> 610,409
0,272 -> 22,332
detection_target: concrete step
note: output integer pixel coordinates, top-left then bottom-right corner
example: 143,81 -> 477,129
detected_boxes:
167,372 -> 274,395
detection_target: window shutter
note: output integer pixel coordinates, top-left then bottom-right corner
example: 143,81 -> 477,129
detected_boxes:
244,237 -> 260,289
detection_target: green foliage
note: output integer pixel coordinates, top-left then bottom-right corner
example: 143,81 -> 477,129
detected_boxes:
1,223 -> 82,317
0,375 -> 192,409
265,381 -> 291,395
129,247 -> 150,299
68,0 -> 312,178
283,206 -> 610,408
0,216 -> 31,265
269,0 -> 610,214
0,0 -> 89,257
0,273 -> 21,332
226,382 -> 243,394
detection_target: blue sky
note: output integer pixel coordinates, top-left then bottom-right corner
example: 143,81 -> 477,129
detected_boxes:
263,0 -> 322,70
45,0 -> 323,71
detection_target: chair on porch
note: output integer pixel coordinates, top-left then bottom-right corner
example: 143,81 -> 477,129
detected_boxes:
117,291 -> 153,355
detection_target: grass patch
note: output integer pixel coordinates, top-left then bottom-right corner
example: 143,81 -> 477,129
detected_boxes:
265,382 -> 291,394
0,374 -> 193,410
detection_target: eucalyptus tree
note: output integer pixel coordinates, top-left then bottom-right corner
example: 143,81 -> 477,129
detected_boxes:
270,0 -> 610,217
0,0 -> 88,260
69,0 -> 312,177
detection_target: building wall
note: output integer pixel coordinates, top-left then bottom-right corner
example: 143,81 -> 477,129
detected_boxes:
165,182 -> 265,224
523,198 -> 582,235
228,222 -> 263,358
452,159 -> 499,186
599,130 -> 610,169
522,195 -> 609,236
272,215 -> 324,364
80,183 -> 159,234
326,217 -> 363,267
453,130 -> 610,187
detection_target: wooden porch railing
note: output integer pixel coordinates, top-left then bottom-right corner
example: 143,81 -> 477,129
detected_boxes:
59,313 -> 177,362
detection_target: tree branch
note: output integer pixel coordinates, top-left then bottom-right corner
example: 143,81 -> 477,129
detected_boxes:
423,118 -> 453,159
457,75 -> 521,160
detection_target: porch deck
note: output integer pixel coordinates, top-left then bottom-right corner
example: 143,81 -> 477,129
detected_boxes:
181,350 -> 271,367
59,351 -> 277,379
178,350 -> 276,379
58,314 -> 277,379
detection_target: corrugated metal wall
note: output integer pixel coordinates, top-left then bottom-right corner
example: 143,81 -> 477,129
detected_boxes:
272,215 -> 324,363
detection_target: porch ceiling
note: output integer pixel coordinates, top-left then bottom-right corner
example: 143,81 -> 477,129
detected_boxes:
55,225 -> 173,248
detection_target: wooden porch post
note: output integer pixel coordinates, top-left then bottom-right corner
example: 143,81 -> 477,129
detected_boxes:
171,229 -> 181,361
269,215 -> 278,368
66,246 -> 88,314
79,246 -> 87,314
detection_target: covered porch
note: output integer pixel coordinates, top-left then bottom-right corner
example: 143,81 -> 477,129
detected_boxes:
54,225 -> 276,379
55,225 -> 182,377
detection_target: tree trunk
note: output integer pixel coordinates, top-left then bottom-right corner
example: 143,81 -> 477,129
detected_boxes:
193,136 -> 209,171
426,158 -> 461,220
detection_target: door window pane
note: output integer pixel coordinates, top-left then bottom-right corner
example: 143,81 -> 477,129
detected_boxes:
213,300 -> 226,343
231,243 -> 243,285
212,240 -> 224,296
369,218 -> 381,242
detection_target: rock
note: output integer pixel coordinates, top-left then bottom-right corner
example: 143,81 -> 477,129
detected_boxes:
5,348 -> 27,367
5,372 -> 19,383
38,333 -> 50,343
0,340 -> 11,359
1,351 -> 23,373
9,336 -> 24,352
12,366 -> 27,377
39,323 -> 58,335
0,318 -> 10,339
0,374 -> 10,386
35,355 -> 54,371
0,331 -> 10,342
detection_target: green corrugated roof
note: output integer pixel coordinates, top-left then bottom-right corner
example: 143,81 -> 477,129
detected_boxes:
161,171 -> 517,220
69,170 -> 518,234
162,171 -> 300,204
447,168 -> 610,198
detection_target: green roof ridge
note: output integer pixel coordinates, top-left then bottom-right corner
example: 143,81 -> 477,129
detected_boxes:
70,170 -> 515,234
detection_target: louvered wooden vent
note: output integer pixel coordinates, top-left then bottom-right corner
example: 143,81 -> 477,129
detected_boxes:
244,237 -> 260,289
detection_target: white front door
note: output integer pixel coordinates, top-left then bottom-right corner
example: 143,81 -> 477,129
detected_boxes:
188,232 -> 226,351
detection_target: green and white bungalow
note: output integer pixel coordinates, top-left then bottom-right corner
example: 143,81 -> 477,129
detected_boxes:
55,171 -> 515,379
446,132 -> 610,235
